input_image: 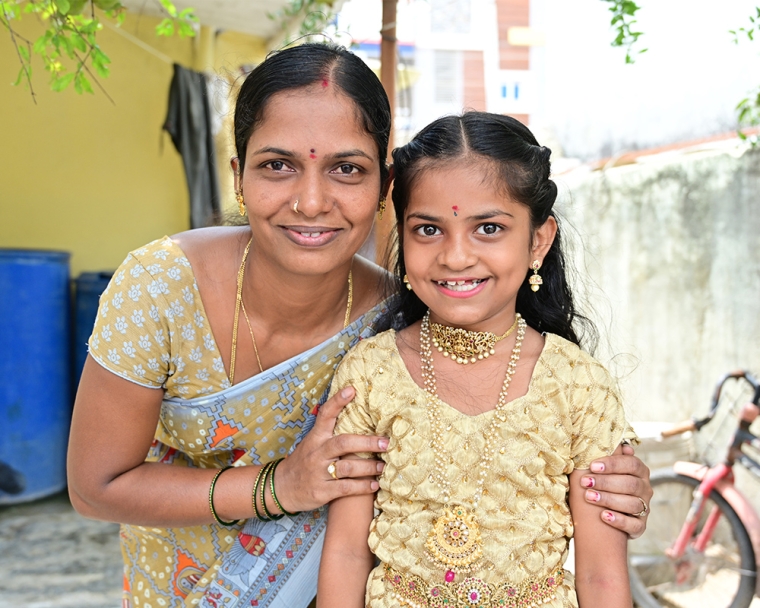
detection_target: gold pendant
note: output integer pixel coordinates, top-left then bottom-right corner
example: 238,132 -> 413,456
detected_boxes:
425,505 -> 483,580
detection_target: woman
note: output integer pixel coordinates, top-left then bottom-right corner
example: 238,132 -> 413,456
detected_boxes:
67,43 -> 652,608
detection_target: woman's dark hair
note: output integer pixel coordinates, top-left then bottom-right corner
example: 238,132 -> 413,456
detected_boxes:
234,43 -> 391,188
389,111 -> 596,349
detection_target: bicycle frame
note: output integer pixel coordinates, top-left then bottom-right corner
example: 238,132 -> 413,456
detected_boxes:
665,371 -> 760,595
672,461 -> 760,594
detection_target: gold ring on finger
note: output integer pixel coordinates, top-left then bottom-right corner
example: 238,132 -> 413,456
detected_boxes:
327,461 -> 339,480
634,497 -> 649,518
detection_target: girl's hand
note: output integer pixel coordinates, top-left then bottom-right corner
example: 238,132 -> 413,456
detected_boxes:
274,387 -> 387,513
579,444 -> 653,539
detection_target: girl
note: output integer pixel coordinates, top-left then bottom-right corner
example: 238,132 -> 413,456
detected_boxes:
318,112 -> 635,607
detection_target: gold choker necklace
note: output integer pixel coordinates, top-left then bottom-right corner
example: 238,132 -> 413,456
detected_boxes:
420,311 -> 527,581
431,315 -> 519,365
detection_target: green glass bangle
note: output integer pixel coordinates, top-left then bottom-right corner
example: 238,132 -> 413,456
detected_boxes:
251,463 -> 269,521
270,458 -> 298,517
209,466 -> 240,527
259,461 -> 282,521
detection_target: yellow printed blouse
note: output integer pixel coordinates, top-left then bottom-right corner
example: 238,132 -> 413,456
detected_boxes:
331,330 -> 633,608
88,236 -> 228,397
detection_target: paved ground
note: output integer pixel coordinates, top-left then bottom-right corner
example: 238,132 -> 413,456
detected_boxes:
0,483 -> 758,607
0,491 -> 122,608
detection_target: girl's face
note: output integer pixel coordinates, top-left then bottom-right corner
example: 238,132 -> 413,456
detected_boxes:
233,84 -> 382,276
402,163 -> 555,331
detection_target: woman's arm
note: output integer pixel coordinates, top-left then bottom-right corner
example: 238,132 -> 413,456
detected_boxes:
318,486 -> 375,608
67,357 -> 387,526
569,447 -> 632,608
580,444 -> 652,538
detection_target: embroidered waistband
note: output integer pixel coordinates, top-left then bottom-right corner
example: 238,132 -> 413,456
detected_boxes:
383,563 -> 564,608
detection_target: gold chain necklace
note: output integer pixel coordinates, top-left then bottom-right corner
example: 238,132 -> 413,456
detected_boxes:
420,311 -> 526,583
431,315 -> 519,365
229,237 -> 353,384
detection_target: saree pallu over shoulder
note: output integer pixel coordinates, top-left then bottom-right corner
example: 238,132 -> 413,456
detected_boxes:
120,301 -> 393,608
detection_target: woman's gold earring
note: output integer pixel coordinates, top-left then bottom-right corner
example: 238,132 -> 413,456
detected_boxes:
236,191 -> 245,216
529,260 -> 543,292
378,196 -> 386,221
403,274 -> 412,291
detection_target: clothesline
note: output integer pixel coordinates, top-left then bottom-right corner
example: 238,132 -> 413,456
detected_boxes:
102,19 -> 174,65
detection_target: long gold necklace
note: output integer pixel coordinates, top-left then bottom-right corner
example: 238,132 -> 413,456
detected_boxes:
229,237 -> 353,384
420,311 -> 526,583
431,315 -> 519,365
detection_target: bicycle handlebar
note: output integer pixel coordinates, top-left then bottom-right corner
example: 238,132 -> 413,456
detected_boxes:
661,419 -> 697,438
661,370 -> 760,439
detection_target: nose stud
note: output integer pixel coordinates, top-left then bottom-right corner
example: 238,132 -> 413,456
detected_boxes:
293,199 -> 300,214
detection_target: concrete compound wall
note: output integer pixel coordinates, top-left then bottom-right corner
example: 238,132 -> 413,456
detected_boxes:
558,144 -> 760,500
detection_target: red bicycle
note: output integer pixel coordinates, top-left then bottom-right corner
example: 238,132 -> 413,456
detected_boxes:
629,370 -> 760,608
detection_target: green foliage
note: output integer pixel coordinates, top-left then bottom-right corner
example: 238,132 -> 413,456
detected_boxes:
732,8 -> 760,141
601,0 -> 647,63
1,0 -> 197,102
268,0 -> 338,45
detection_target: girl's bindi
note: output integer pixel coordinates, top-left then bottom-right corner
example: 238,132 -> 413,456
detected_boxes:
321,79 -> 329,88
309,148 -> 317,159
452,205 -> 459,217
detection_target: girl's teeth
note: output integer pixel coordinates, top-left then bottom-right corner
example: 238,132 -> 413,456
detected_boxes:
438,279 -> 482,291
300,232 -> 322,237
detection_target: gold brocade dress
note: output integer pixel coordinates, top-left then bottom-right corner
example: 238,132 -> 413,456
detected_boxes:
330,330 -> 634,608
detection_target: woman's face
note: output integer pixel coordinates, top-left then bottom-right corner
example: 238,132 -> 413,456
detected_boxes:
234,84 -> 382,276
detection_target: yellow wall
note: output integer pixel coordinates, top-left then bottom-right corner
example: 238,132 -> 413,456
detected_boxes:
0,13 -> 267,276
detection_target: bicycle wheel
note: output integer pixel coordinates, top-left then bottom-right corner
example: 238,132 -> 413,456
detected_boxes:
628,469 -> 757,608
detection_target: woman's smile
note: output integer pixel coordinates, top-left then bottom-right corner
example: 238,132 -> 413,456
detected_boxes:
281,225 -> 343,247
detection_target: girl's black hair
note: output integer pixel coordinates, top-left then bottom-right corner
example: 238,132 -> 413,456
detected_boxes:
233,43 -> 391,188
389,112 -> 596,349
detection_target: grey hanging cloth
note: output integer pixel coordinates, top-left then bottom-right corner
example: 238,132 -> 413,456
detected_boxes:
163,63 -> 220,228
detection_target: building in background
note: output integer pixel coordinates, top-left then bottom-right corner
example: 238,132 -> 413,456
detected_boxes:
339,0 -> 760,160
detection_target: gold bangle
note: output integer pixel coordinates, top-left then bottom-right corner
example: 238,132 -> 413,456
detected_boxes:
209,466 -> 240,527
259,461 -> 282,521
269,458 -> 298,517
251,464 -> 269,521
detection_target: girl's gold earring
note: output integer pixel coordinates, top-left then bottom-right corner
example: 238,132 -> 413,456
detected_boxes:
378,196 -> 386,221
403,274 -> 412,291
529,260 -> 543,292
236,191 -> 246,216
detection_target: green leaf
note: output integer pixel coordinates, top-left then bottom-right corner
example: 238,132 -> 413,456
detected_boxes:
75,71 -> 93,93
178,21 -> 196,38
18,44 -> 30,62
158,0 -> 178,18
738,130 -> 747,141
51,72 -> 75,91
12,66 -> 24,87
71,32 -> 87,52
57,0 -> 71,15
155,18 -> 174,36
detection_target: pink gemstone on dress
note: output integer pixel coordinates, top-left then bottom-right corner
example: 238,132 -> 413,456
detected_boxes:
445,570 -> 456,583
531,583 -> 539,591
431,588 -> 440,597
548,577 -> 555,586
470,591 -> 479,601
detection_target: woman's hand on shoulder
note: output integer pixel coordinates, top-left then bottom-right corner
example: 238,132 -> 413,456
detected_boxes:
578,443 -> 653,539
274,386 -> 389,513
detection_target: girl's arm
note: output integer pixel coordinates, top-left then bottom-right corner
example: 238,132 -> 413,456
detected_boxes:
318,469 -> 376,608
569,445 -> 632,608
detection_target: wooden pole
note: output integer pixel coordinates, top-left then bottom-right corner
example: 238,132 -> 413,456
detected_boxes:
377,0 -> 397,266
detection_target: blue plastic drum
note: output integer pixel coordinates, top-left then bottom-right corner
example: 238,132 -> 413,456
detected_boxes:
0,249 -> 71,504
74,271 -> 113,387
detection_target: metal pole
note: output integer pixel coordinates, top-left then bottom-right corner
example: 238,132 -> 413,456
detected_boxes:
378,0 -> 397,266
